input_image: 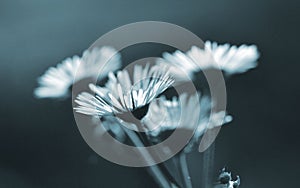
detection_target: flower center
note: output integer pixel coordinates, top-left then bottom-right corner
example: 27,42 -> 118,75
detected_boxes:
131,103 -> 150,120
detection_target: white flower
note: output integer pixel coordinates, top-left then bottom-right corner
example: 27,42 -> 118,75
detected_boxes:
205,41 -> 259,75
143,93 -> 200,136
74,64 -> 174,119
157,41 -> 259,80
143,93 -> 232,139
157,47 -> 215,80
34,46 -> 121,98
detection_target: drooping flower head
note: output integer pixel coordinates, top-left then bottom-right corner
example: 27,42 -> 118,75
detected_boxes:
143,93 -> 232,151
157,41 -> 259,81
74,64 -> 174,125
34,46 -> 121,98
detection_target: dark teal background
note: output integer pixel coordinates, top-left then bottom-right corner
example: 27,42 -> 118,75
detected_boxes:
0,0 -> 299,187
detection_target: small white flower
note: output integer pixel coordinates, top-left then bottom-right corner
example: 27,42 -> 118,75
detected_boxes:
218,168 -> 240,188
143,93 -> 232,139
34,46 -> 121,98
74,64 -> 174,119
228,177 -> 240,188
157,41 -> 259,80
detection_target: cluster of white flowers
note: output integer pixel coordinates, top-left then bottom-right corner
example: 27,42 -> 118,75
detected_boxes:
35,41 -> 259,188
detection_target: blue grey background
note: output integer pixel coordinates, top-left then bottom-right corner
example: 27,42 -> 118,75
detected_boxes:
0,0 -> 299,187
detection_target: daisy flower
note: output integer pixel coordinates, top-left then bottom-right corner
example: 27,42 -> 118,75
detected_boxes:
143,93 -> 232,143
74,64 -> 174,123
157,41 -> 259,80
34,46 -> 121,98
205,41 -> 259,75
143,93 -> 200,136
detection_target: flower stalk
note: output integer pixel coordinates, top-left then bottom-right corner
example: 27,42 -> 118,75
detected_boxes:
179,152 -> 193,188
120,125 -> 175,188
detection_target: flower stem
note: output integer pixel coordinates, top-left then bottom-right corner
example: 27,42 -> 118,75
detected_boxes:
120,126 -> 174,188
202,143 -> 215,188
179,152 -> 193,188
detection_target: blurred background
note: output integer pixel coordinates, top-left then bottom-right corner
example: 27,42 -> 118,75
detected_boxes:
0,0 -> 299,187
